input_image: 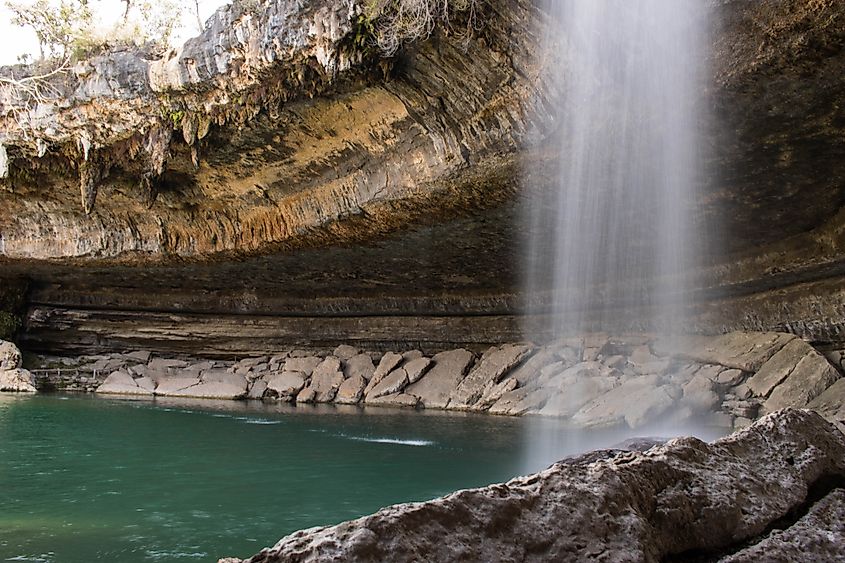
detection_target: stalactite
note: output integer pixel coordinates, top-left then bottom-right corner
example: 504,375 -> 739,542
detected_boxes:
145,124 -> 171,177
79,157 -> 104,215
182,114 -> 198,145
0,143 -> 8,179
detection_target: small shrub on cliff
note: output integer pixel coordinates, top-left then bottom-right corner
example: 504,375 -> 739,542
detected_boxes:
365,0 -> 479,55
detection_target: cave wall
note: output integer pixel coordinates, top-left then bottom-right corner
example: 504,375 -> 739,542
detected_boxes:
1,0 -> 844,354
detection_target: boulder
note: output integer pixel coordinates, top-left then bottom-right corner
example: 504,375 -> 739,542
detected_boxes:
0,340 -> 22,371
403,357 -> 431,384
603,355 -> 627,370
366,393 -> 420,408
720,489 -> 845,563
0,368 -> 37,393
335,375 -> 366,404
295,387 -> 316,404
128,364 -> 148,377
506,348 -> 558,387
92,357 -> 126,373
572,375 -> 674,428
405,349 -> 474,409
143,368 -> 170,384
226,410 -> 845,563
308,357 -> 345,402
201,370 -> 248,388
488,387 -> 554,416
265,372 -> 306,398
247,379 -> 268,400
189,361 -> 217,373
154,376 -> 200,396
474,377 -> 519,411
96,370 -> 151,395
545,361 -> 618,390
365,352 -> 404,394
343,353 -> 376,381
554,346 -> 582,367
402,350 -> 424,361
134,377 -> 156,392
807,378 -> 845,421
659,332 -> 796,372
763,350 -> 841,413
124,350 -> 152,363
148,358 -> 188,371
332,344 -> 360,360
174,381 -> 246,399
366,369 -> 409,401
715,368 -> 745,387
283,356 -> 322,377
538,374 -> 620,418
535,360 -> 566,384
682,371 -> 721,412
732,383 -> 752,400
236,356 -> 269,368
447,344 -> 532,409
747,338 -> 817,397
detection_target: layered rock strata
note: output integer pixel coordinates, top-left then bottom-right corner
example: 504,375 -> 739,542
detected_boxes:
1,0 -> 844,350
219,409 -> 845,562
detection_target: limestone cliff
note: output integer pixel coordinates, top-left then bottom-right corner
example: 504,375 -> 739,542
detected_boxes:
0,0 -> 843,353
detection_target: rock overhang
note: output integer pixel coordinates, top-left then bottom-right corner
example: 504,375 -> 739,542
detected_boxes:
0,0 -> 843,348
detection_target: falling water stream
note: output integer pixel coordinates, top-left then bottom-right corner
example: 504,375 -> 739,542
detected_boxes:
526,0 -> 709,336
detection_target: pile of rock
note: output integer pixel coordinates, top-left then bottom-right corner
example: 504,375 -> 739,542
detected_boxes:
0,340 -> 36,392
26,330 -> 845,431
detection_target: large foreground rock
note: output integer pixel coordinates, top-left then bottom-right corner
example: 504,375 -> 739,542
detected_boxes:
721,489 -> 845,563
222,409 -> 845,563
0,368 -> 37,392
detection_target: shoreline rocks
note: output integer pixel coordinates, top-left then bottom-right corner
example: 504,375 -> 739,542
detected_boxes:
20,330 -> 845,432
219,409 -> 845,563
0,340 -> 36,392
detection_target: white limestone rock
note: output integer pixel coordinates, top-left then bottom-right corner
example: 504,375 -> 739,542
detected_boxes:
0,368 -> 37,393
405,349 -> 474,409
0,340 -> 23,371
96,370 -> 151,395
448,344 -> 532,409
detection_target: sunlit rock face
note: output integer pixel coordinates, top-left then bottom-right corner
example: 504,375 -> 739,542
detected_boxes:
0,0 -> 844,353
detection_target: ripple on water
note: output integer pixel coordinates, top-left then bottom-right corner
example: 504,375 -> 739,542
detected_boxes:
5,553 -> 55,562
144,550 -> 207,560
336,435 -> 435,447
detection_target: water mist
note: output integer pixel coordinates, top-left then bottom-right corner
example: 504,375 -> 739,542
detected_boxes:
520,0 -> 713,472
525,0 -> 708,335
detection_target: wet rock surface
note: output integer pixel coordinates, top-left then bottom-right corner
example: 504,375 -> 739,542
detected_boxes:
219,409 -> 845,563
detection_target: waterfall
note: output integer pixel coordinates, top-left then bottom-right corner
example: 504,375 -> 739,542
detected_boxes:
525,0 -> 709,337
